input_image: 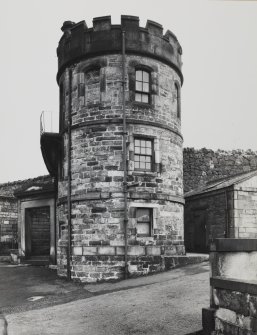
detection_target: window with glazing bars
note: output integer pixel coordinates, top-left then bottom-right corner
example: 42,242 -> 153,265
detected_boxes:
135,70 -> 150,103
134,138 -> 153,171
136,208 -> 152,237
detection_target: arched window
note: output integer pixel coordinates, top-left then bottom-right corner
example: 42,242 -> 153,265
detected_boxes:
175,82 -> 181,119
135,70 -> 150,103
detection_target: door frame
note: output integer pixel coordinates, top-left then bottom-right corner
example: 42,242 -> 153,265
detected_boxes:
19,198 -> 55,263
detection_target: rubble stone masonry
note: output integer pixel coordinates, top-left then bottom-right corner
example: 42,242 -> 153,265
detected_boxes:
56,16 -> 184,282
183,148 -> 257,193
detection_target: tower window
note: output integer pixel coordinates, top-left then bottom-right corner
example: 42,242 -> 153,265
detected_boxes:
135,70 -> 150,103
175,82 -> 181,119
134,138 -> 153,171
136,208 -> 152,237
85,68 -> 100,105
59,83 -> 64,132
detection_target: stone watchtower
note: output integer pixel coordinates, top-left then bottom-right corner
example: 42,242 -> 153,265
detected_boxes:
47,15 -> 184,282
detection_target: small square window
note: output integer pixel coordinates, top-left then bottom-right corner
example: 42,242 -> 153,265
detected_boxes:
136,208 -> 152,237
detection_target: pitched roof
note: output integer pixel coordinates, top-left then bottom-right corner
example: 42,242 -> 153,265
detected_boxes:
0,175 -> 54,198
185,170 -> 257,198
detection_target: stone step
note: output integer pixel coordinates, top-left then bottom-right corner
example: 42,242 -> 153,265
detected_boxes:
0,255 -> 11,263
19,256 -> 49,266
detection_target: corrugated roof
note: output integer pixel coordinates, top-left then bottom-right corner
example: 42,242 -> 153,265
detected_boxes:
185,170 -> 257,198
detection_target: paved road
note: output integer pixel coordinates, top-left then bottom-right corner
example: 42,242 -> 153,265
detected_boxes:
1,262 -> 210,335
0,264 -> 93,314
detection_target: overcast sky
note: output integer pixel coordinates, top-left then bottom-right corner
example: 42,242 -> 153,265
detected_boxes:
0,0 -> 257,183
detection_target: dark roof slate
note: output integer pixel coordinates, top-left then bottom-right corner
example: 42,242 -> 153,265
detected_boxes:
185,170 -> 257,198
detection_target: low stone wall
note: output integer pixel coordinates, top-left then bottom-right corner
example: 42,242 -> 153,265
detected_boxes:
183,148 -> 257,192
203,238 -> 257,335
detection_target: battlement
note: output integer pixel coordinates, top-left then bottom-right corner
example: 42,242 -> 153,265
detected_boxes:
57,15 -> 183,83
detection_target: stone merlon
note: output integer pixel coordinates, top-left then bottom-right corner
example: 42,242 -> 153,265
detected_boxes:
57,15 -> 183,83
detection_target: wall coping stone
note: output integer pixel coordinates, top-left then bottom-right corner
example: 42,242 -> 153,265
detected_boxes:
211,276 -> 257,296
210,238 -> 257,252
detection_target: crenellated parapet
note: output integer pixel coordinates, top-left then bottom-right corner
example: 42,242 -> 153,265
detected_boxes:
57,15 -> 183,83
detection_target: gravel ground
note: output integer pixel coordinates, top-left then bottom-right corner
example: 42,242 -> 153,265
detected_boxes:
4,262 -> 210,335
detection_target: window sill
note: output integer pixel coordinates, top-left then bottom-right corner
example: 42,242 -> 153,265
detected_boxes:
130,171 -> 157,177
136,234 -> 153,238
132,101 -> 152,108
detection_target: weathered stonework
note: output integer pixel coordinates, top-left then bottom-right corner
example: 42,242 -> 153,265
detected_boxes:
55,16 -> 184,282
202,239 -> 257,335
183,148 -> 257,193
0,196 -> 17,254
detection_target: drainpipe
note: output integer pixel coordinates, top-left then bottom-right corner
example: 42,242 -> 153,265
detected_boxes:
67,67 -> 73,281
122,30 -> 128,279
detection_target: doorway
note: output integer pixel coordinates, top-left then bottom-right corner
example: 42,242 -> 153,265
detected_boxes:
25,206 -> 50,258
193,211 -> 208,253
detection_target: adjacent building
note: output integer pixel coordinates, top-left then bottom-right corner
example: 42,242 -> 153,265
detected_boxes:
0,176 -> 55,264
184,170 -> 257,253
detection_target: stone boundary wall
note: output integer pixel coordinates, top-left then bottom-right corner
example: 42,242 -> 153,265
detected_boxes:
183,148 -> 257,193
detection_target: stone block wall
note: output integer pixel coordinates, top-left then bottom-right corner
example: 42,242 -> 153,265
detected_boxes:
183,148 -> 257,193
232,188 -> 257,239
184,190 -> 231,252
203,239 -> 257,335
0,196 -> 18,254
214,291 -> 257,334
0,181 -> 21,254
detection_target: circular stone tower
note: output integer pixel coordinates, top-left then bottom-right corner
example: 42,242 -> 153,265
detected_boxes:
56,15 -> 184,282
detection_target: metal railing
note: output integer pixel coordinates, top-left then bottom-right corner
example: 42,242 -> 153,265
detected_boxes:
40,111 -> 54,135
